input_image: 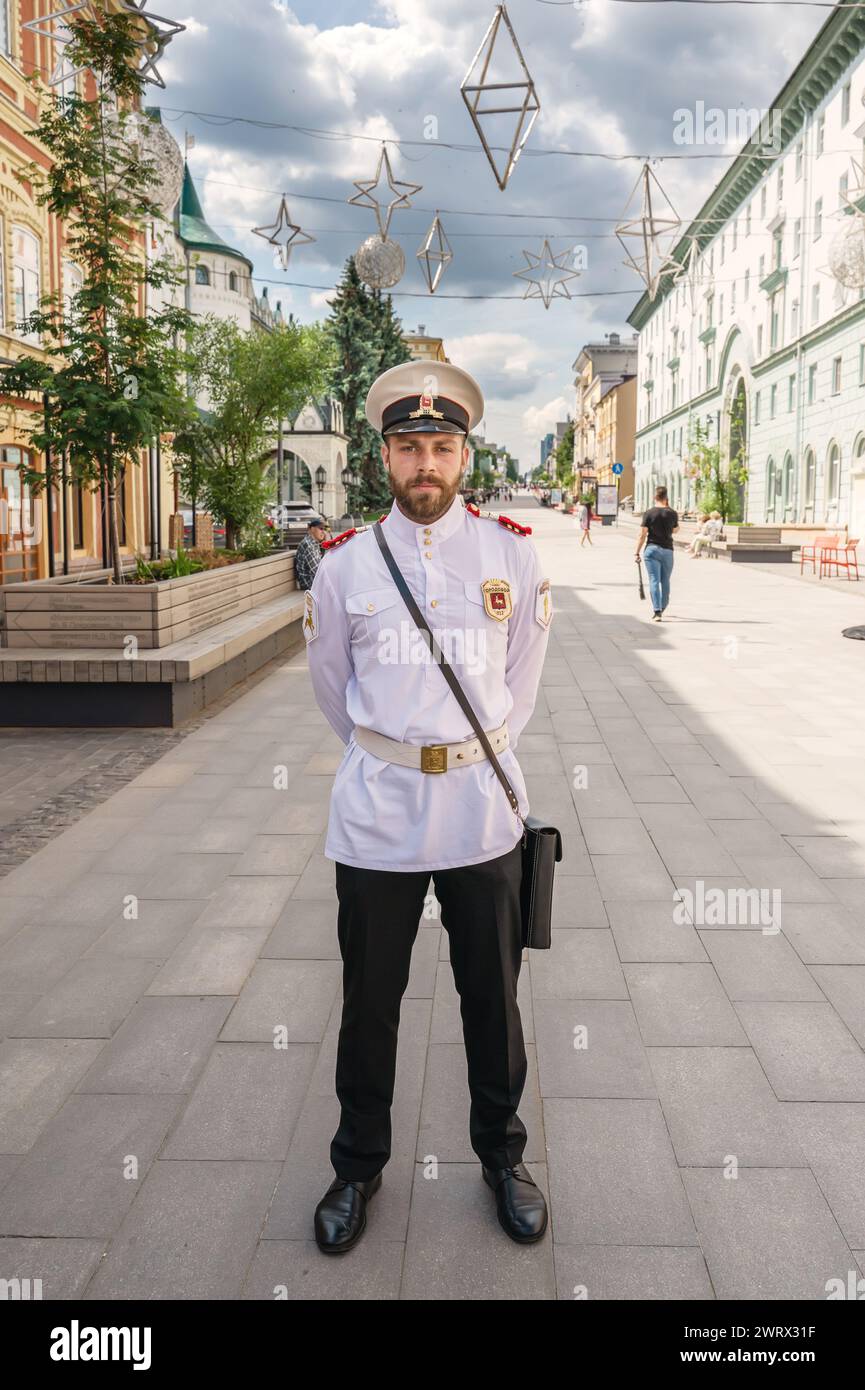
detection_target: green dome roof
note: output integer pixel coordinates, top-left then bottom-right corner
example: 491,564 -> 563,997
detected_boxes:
176,164 -> 252,269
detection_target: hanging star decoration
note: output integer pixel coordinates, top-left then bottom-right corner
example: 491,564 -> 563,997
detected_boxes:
513,239 -> 581,309
348,144 -> 421,241
118,2 -> 186,90
22,2 -> 92,87
252,195 -> 316,269
615,162 -> 682,301
840,155 -> 865,219
417,213 -> 453,294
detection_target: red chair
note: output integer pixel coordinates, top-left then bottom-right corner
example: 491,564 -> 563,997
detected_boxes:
800,533 -> 839,574
820,537 -> 860,580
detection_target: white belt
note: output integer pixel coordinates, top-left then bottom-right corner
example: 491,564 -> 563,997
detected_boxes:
353,722 -> 509,773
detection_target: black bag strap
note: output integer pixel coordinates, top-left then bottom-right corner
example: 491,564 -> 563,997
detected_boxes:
372,519 -> 523,823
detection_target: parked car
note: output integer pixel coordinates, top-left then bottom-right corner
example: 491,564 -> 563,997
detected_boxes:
179,508 -> 227,548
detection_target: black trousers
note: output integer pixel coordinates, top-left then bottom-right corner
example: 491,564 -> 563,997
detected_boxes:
330,841 -> 527,1181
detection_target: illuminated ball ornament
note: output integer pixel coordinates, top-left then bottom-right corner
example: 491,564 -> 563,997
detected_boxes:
827,217 -> 865,290
354,235 -> 406,289
134,114 -> 185,216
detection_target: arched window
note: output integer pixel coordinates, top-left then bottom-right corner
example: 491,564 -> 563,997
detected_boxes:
12,226 -> 41,343
229,271 -> 238,292
802,448 -> 816,521
780,453 -> 795,520
765,457 -> 776,521
194,264 -> 210,286
825,442 -> 841,516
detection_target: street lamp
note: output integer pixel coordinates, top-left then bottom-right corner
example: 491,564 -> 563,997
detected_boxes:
315,465 -> 326,518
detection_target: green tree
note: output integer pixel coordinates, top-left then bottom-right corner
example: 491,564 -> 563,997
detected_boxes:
324,259 -> 411,511
171,317 -> 333,550
0,11 -> 197,581
685,406 -> 748,523
553,420 -> 575,484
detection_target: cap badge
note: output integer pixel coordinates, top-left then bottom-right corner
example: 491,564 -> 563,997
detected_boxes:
482,578 -> 512,621
408,392 -> 445,420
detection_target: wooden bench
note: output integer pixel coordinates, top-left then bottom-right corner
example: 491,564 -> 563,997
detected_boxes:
0,591 -> 307,727
706,526 -> 797,563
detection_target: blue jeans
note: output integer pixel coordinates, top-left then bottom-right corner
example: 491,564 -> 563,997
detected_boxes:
643,543 -> 674,612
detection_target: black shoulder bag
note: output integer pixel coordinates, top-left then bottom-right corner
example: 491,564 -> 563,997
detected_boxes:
372,520 -> 561,949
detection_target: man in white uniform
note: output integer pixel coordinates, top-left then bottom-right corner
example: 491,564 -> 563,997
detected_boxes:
304,360 -> 553,1253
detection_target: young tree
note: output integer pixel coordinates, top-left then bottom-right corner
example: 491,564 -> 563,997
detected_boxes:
171,317 -> 333,550
553,420 -> 575,484
685,407 -> 749,523
0,10 -> 196,581
324,259 -> 411,511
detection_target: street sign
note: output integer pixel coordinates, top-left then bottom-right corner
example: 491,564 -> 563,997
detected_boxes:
612,462 -> 624,476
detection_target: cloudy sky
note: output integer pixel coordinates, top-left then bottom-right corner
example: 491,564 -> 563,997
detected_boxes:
156,0 -> 826,468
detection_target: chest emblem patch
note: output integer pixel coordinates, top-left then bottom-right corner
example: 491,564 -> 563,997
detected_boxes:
482,578 -> 512,621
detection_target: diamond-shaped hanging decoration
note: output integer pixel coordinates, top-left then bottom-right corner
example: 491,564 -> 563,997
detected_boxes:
416,213 -> 453,294
513,238 -> 581,309
252,195 -> 316,270
615,162 -> 681,301
460,4 -> 540,192
348,144 -> 421,242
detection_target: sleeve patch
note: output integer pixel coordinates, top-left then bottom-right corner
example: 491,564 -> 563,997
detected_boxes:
303,589 -> 319,642
535,579 -> 553,630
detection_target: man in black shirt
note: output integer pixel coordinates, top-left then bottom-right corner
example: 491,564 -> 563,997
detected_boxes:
635,486 -> 679,620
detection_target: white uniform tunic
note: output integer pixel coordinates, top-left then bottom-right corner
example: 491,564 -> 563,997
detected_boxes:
304,493 -> 552,871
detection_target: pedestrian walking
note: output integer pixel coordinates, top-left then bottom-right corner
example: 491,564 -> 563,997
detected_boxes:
293,516 -> 329,590
635,485 -> 679,620
577,498 -> 593,546
304,359 -> 554,1253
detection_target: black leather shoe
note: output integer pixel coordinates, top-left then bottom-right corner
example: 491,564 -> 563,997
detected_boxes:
314,1171 -> 382,1253
482,1162 -> 548,1243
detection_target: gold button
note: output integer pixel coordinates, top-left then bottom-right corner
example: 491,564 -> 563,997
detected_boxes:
424,551 -> 432,559
430,599 -> 438,608
367,603 -> 374,612
424,528 -> 432,536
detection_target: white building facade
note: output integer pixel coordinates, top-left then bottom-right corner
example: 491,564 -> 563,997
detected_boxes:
629,4 -> 865,537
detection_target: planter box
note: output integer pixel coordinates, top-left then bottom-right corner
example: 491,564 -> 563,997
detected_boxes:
0,551 -> 296,650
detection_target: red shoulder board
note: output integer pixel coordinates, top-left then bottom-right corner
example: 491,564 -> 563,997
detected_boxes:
466,502 -> 481,517
378,513 -> 388,522
497,514 -> 532,536
321,527 -> 357,551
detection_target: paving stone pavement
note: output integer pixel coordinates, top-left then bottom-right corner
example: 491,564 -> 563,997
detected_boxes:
1,497 -> 865,1300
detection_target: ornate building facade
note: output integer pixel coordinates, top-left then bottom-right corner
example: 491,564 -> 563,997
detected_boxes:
629,4 -> 865,535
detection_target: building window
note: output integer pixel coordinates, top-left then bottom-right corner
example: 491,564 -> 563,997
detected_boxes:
788,374 -> 795,412
765,457 -> 776,520
773,229 -> 783,270
842,82 -> 851,126
803,447 -> 816,520
812,284 -> 820,325
759,254 -> 765,281
705,351 -> 712,388
0,1 -> 9,57
813,199 -> 822,240
795,142 -> 803,180
770,294 -> 781,351
744,269 -> 750,301
816,115 -> 825,157
791,299 -> 799,338
770,383 -> 777,419
62,259 -> 84,327
732,220 -> 738,251
832,356 -> 842,394
777,165 -> 784,203
12,226 -> 41,343
71,482 -> 85,549
731,281 -> 736,313
754,390 -> 761,425
808,363 -> 817,404
760,185 -> 767,219
825,443 -> 841,515
782,453 -> 795,519
194,264 -> 210,285
793,219 -> 801,259
859,343 -> 865,386
757,324 -> 763,357
228,270 -> 238,292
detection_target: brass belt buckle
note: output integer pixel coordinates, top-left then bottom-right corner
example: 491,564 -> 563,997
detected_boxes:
420,743 -> 448,773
